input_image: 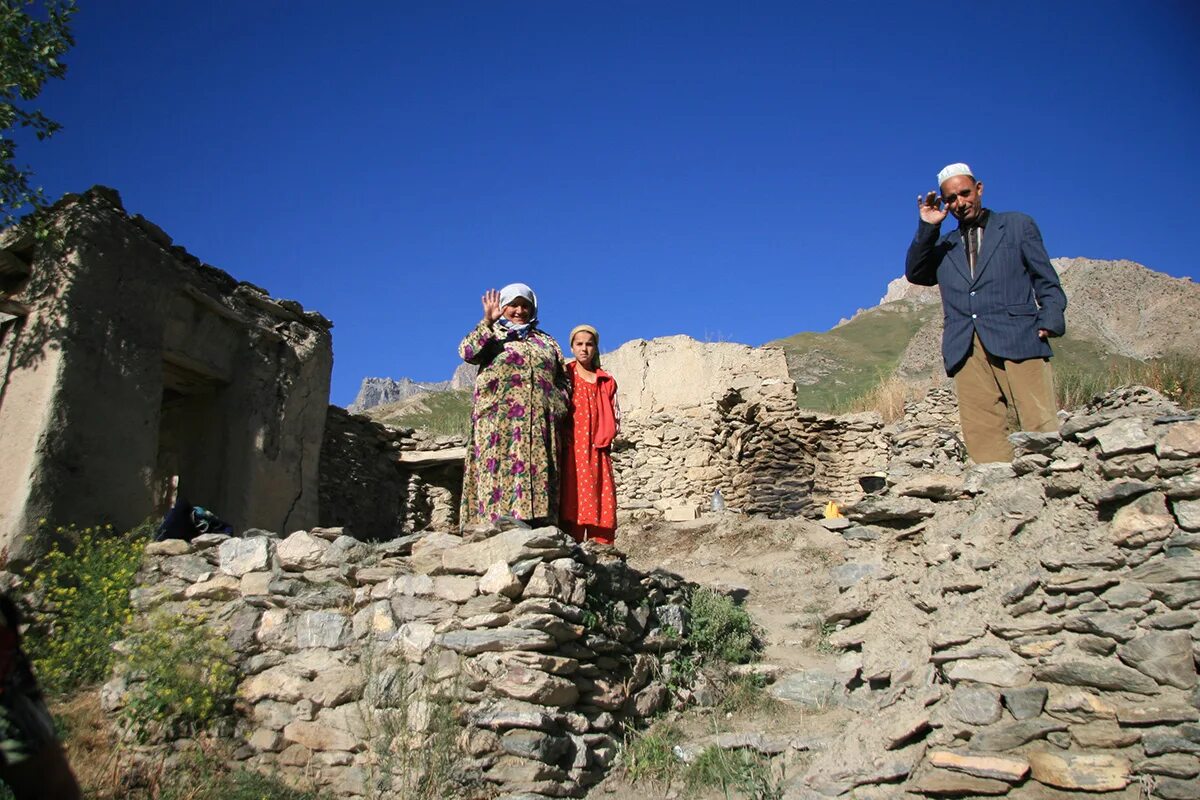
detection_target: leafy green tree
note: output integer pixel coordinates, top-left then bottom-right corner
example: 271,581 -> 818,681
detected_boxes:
1,0 -> 75,225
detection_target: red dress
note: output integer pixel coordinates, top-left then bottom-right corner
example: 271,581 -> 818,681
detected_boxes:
560,362 -> 618,544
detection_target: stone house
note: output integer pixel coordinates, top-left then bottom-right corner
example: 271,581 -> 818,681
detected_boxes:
0,187 -> 333,560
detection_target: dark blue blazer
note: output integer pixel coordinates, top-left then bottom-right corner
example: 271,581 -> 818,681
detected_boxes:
905,210 -> 1067,375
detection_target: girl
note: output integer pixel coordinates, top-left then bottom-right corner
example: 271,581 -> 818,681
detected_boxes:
560,324 -> 619,544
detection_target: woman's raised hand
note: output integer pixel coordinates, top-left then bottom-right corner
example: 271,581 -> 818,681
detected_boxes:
482,289 -> 502,322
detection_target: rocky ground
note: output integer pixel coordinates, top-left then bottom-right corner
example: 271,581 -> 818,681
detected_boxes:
590,386 -> 1200,799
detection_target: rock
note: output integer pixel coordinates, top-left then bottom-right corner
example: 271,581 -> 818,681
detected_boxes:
161,554 -> 213,582
969,719 -> 1068,752
276,530 -> 330,571
1100,582 -> 1153,608
1117,630 -> 1198,689
219,537 -> 273,576
962,462 -> 1017,494
410,532 -> 464,573
911,767 -> 1012,796
1010,430 -> 1063,456
1110,492 -> 1176,548
184,575 -> 240,600
1158,420 -> 1200,459
711,732 -> 789,755
480,562 -> 525,598
663,505 -> 701,521
1153,778 -> 1200,800
769,670 -> 843,709
1027,751 -> 1130,792
294,610 -> 350,649
523,560 -> 585,605
1002,686 -> 1048,720
499,730 -> 571,763
947,687 -> 1002,725
927,751 -> 1030,782
1093,417 -> 1155,456
1035,659 -> 1160,695
830,561 -> 887,590
895,474 -> 965,501
1044,688 -> 1117,723
1093,479 -> 1158,505
432,575 -> 479,603
1071,721 -> 1140,749
1165,471 -> 1200,499
944,658 -> 1031,687
145,539 -> 192,556
1135,754 -> 1200,779
440,528 -> 572,575
1173,499 -> 1200,531
438,627 -> 556,655
493,665 -> 579,707
846,496 -> 937,523
1115,702 -> 1200,726
470,699 -> 557,732
1062,611 -> 1140,642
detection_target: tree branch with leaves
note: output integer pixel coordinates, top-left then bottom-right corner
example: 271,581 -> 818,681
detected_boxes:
1,0 -> 76,226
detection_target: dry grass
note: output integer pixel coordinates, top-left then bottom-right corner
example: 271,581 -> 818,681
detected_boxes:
1055,354 -> 1200,411
835,374 -> 938,422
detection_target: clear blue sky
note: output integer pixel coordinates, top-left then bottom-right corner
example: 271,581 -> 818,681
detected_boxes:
22,1 -> 1200,405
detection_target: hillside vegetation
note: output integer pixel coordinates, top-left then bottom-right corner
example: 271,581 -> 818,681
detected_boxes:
362,389 -> 473,437
771,258 -> 1200,414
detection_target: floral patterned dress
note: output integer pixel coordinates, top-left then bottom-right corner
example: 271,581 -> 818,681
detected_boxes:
458,320 -> 568,528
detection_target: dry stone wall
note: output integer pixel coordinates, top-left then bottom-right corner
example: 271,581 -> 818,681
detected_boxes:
318,406 -> 465,538
774,386 -> 1200,797
107,525 -> 690,798
603,336 -> 895,517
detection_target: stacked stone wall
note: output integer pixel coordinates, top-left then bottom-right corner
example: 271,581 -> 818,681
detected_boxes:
318,406 -> 465,538
107,525 -> 690,798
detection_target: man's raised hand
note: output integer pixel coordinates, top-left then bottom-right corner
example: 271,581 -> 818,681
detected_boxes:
918,191 -> 949,225
482,289 -> 502,323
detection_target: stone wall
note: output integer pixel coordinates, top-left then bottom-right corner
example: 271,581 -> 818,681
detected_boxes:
106,525 -> 691,798
319,406 -> 465,538
0,187 -> 332,560
789,387 -> 1200,797
602,336 -> 896,516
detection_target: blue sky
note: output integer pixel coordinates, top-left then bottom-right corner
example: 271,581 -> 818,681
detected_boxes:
21,1 -> 1200,404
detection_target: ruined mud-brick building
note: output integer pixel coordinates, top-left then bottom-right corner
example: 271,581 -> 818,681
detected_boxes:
0,187 -> 333,560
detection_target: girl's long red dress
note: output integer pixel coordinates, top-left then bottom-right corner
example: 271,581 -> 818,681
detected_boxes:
560,362 -> 618,544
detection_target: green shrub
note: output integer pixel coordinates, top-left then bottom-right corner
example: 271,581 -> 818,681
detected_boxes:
622,722 -> 684,785
23,522 -> 148,695
684,745 -> 783,800
119,610 -> 237,742
155,750 -> 326,800
687,587 -> 760,665
1055,353 -> 1200,411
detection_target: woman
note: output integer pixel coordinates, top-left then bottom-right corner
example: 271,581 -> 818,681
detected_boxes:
560,324 -> 619,545
458,283 -> 568,528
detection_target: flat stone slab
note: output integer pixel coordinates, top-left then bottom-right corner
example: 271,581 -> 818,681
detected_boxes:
1027,751 -> 1131,792
438,626 -> 556,655
968,719 -> 1068,752
1035,659 -> 1161,695
928,751 -> 1030,782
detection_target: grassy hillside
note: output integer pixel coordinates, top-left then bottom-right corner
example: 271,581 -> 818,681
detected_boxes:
772,306 -> 1197,414
769,301 -> 937,411
363,389 -> 473,437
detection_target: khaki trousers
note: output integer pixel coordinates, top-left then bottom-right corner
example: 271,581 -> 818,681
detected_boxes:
953,333 -> 1058,463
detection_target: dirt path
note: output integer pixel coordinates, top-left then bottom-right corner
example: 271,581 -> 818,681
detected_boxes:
587,513 -> 864,799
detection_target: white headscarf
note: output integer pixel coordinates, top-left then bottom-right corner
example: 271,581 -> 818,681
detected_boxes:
496,282 -> 538,338
498,283 -> 538,319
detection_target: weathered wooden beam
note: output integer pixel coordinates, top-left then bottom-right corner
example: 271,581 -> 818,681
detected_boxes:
0,297 -> 31,317
395,447 -> 467,466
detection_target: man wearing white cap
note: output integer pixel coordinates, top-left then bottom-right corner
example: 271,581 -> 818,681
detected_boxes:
905,163 -> 1067,463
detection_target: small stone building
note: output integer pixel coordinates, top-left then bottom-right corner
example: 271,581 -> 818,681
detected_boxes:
0,187 -> 333,560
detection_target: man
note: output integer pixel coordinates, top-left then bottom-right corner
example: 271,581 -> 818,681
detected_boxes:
905,162 -> 1067,463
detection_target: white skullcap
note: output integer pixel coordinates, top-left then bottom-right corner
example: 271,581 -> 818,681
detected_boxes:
937,162 -> 974,186
498,283 -> 537,315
